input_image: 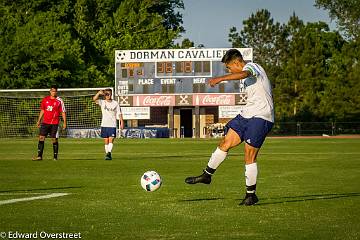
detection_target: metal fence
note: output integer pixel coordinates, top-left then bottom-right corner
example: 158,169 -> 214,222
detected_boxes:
270,122 -> 360,136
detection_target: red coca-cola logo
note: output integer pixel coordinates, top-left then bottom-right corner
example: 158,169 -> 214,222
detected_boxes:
143,96 -> 172,106
202,95 -> 232,105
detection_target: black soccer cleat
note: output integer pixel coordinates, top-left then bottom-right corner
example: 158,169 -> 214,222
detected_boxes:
239,193 -> 259,206
105,152 -> 112,160
185,171 -> 212,184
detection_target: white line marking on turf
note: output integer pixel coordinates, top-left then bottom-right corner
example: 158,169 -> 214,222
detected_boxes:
0,193 -> 52,196
0,193 -> 70,205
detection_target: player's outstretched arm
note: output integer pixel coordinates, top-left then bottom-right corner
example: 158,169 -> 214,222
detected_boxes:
209,71 -> 251,87
93,90 -> 103,103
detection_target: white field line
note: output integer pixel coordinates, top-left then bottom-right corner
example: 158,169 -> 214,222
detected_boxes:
0,193 -> 52,195
0,193 -> 70,205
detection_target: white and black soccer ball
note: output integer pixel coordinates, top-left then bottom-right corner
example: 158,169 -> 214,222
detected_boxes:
116,51 -> 126,61
140,171 -> 162,192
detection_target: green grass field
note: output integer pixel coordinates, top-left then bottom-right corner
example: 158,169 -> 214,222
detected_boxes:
0,138 -> 359,240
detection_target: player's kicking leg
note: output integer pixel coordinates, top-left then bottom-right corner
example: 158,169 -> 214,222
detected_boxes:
185,128 -> 240,184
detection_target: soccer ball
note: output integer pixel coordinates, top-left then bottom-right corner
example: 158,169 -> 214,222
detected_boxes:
140,171 -> 162,192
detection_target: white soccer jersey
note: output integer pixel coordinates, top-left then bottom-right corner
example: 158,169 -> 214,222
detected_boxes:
97,99 -> 122,128
240,62 -> 274,122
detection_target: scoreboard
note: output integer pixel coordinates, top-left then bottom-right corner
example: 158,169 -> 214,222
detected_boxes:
115,48 -> 253,96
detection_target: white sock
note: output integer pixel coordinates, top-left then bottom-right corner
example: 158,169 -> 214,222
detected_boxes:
207,147 -> 227,170
105,144 -> 109,153
245,163 -> 258,192
108,143 -> 113,153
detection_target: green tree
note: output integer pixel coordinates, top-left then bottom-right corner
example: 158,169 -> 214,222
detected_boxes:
315,0 -> 360,120
174,38 -> 194,48
315,0 -> 360,39
0,1 -> 85,88
271,14 -> 304,120
229,9 -> 282,67
0,0 -> 184,89
181,38 -> 194,48
319,41 -> 360,121
294,23 -> 344,120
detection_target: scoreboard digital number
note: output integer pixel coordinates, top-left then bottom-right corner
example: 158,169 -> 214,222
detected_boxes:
156,61 -> 211,77
115,48 -> 253,95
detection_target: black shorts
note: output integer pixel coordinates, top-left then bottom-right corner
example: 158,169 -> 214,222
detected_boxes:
40,123 -> 59,138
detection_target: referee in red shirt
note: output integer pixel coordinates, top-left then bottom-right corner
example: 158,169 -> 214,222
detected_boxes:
33,85 -> 67,161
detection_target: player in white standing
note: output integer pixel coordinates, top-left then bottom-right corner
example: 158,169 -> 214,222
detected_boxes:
185,49 -> 274,206
93,88 -> 124,160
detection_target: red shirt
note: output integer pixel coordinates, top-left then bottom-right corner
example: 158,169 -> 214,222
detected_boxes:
40,96 -> 66,125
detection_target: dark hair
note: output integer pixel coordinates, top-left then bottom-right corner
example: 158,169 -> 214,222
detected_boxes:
104,88 -> 112,93
221,49 -> 243,64
50,85 -> 58,90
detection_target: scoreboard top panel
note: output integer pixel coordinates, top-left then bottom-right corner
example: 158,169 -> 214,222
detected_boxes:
115,48 -> 252,96
115,48 -> 253,62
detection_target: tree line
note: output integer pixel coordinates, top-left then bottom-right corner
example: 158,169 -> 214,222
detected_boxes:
0,0 -> 359,122
0,0 -> 184,88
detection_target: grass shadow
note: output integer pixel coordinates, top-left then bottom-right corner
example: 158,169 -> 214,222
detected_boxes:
253,192 -> 360,206
70,158 -> 100,161
120,154 -> 210,161
179,197 -> 225,202
181,193 -> 360,205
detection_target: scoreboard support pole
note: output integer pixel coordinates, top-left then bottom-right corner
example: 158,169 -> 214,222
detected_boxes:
168,106 -> 174,138
195,106 -> 200,138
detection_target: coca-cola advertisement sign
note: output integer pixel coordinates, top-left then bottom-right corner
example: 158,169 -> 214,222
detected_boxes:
136,95 -> 175,106
128,94 -> 240,106
194,94 -> 235,106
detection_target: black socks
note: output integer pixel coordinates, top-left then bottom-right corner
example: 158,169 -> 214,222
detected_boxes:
37,141 -> 44,157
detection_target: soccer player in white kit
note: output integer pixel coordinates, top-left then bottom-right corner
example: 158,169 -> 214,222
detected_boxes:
185,49 -> 274,206
93,89 -> 124,160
